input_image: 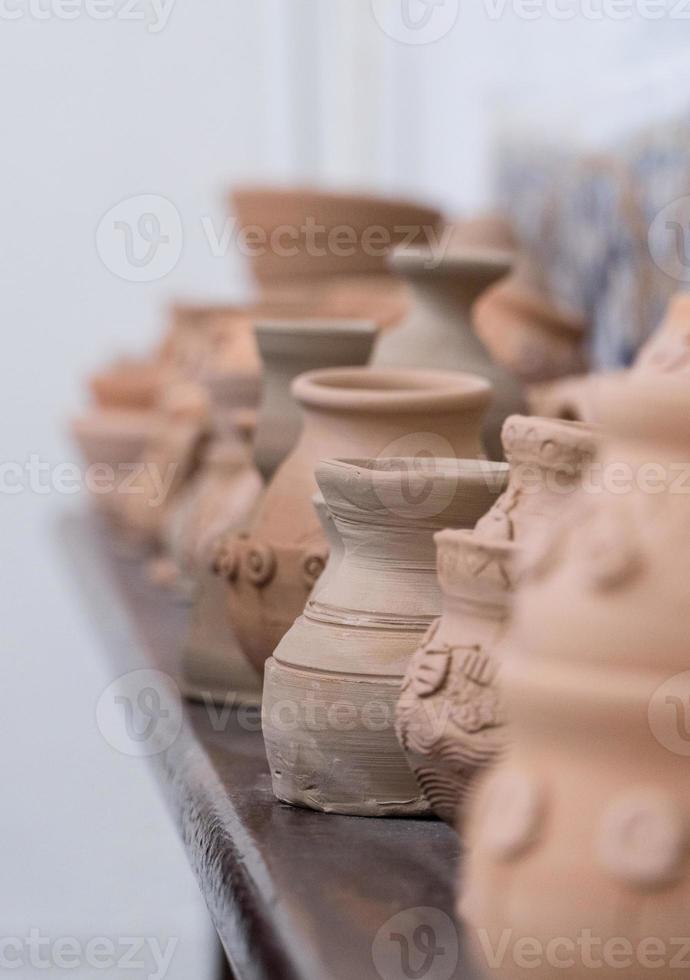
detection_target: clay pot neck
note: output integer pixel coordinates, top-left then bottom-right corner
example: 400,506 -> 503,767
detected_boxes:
435,529 -> 518,621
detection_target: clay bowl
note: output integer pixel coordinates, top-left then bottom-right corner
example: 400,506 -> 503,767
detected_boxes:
230,186 -> 443,282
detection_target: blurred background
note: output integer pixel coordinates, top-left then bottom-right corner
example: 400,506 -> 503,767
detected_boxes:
3,1 -> 690,976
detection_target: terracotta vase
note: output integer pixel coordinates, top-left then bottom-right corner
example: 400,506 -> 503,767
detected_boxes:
262,456 -> 508,816
252,319 -> 379,480
217,367 -> 493,675
473,260 -> 588,384
395,414 -> 599,826
158,302 -> 261,384
71,409 -> 159,518
230,185 -> 442,284
373,246 -> 526,460
396,530 -> 519,825
89,357 -> 164,410
462,374 -> 690,979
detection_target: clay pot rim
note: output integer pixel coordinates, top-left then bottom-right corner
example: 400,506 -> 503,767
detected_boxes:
434,526 -> 521,560
319,456 -> 508,484
231,185 -> 442,225
389,245 -> 513,279
293,368 -> 492,413
501,413 -> 601,460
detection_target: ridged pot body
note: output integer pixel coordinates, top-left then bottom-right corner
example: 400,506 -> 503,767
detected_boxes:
462,376 -> 690,979
262,457 -> 508,816
396,531 -> 517,825
221,368 -> 493,675
373,249 -> 526,460
252,320 -> 377,481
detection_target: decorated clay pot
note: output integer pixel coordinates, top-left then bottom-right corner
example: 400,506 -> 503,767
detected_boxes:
262,456 -> 508,816
462,374 -> 690,979
395,414 -> 599,826
230,186 -> 442,283
474,415 -> 600,553
396,531 -> 519,825
373,246 -> 525,460
219,367 -> 493,675
252,319 -> 379,480
473,260 -> 588,384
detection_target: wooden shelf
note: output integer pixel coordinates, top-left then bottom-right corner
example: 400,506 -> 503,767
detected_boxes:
59,510 -> 476,980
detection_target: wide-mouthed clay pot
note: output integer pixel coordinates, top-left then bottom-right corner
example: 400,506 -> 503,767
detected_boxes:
262,456 -> 508,816
396,531 -> 519,825
461,374 -> 690,979
89,358 -> 164,410
71,409 -> 160,518
230,186 -> 443,283
396,414 -> 598,826
252,319 -> 379,480
217,367 -> 493,675
473,261 -> 588,384
373,247 -> 526,460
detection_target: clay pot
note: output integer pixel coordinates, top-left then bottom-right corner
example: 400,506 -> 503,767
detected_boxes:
219,367 -> 493,675
395,414 -> 599,826
89,358 -> 164,410
253,319 -> 379,481
118,383 -> 211,549
230,186 -> 442,283
71,409 -> 159,518
373,246 -> 525,460
448,213 -> 517,252
473,263 -> 588,384
474,415 -> 601,553
462,374 -> 690,979
262,456 -> 508,816
396,530 -> 519,825
159,303 -> 261,383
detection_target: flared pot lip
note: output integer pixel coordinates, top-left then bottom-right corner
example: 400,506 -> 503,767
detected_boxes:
230,184 -> 442,224
501,413 -> 601,461
389,244 -> 514,280
293,367 -> 492,413
255,318 -> 378,339
319,456 -> 508,484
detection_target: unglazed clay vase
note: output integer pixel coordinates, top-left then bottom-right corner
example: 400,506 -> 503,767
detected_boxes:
473,260 -> 588,384
396,530 -> 519,825
118,383 -> 211,549
252,319 -> 378,480
159,302 -> 261,384
231,186 -> 442,283
218,368 -> 493,675
262,457 -> 508,816
71,409 -> 159,518
395,414 -> 598,826
373,247 -> 525,460
462,374 -> 690,979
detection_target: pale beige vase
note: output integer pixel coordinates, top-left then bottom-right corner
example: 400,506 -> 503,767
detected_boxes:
262,456 -> 508,816
217,367 -> 493,676
373,246 -> 526,460
252,319 -> 378,480
396,413 -> 600,826
462,374 -> 690,979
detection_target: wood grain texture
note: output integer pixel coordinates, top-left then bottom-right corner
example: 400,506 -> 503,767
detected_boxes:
58,509 -> 478,980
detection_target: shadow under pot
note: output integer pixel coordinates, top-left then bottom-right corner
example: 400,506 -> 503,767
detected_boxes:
261,456 -> 508,816
220,367 -> 494,677
252,319 -> 379,481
